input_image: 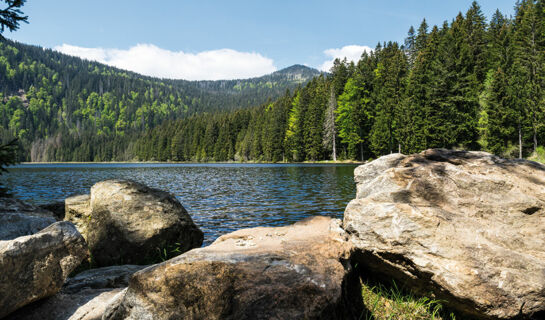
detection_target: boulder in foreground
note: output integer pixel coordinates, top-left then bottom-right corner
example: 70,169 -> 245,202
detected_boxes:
65,179 -> 203,266
6,265 -> 145,320
105,216 -> 362,320
0,221 -> 88,318
344,149 -> 545,319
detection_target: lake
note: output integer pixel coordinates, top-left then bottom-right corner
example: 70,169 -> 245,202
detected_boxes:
3,163 -> 358,244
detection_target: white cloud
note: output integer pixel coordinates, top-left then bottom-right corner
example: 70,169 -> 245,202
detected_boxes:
320,45 -> 373,72
54,43 -> 277,81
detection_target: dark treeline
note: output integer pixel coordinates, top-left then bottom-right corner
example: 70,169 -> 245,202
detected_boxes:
0,39 -> 319,161
133,0 -> 545,162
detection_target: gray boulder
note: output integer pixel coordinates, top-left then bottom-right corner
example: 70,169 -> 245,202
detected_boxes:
6,265 -> 145,320
0,197 -> 56,240
65,180 -> 203,266
0,221 -> 88,318
344,149 -> 545,319
104,216 -> 362,320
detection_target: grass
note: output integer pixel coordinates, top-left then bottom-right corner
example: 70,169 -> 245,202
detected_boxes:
156,242 -> 183,262
528,146 -> 545,164
360,280 -> 457,320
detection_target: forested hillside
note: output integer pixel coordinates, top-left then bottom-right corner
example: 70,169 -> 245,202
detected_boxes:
3,0 -> 545,163
132,0 -> 545,162
0,40 -> 320,161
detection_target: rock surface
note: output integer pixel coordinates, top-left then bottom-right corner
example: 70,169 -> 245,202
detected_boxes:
40,201 -> 66,220
65,194 -> 92,241
0,197 -> 56,240
62,265 -> 145,293
64,180 -> 203,266
344,149 -> 545,319
104,216 -> 362,320
6,265 -> 145,320
0,221 -> 88,318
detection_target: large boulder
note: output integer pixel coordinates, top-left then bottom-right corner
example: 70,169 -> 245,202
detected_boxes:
6,265 -> 146,320
65,180 -> 203,266
0,221 -> 88,318
0,197 -> 56,240
104,216 -> 363,320
343,149 -> 545,319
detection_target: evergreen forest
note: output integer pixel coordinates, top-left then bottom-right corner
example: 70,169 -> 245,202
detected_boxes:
3,0 -> 545,162
0,41 -> 319,161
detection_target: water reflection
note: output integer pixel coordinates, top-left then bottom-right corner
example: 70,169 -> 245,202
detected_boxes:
4,163 -> 357,245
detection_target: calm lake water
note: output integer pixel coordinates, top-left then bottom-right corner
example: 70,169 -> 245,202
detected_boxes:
3,163 -> 357,244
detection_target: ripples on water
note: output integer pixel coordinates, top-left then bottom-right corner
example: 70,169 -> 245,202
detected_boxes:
4,163 -> 357,245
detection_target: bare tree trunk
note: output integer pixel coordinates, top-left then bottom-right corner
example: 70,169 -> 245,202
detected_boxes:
324,87 -> 337,162
519,124 -> 523,159
534,128 -> 538,154
533,112 -> 538,153
332,133 -> 336,161
398,143 -> 401,154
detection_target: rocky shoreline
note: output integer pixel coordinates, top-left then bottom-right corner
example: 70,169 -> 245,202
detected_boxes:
1,149 -> 544,319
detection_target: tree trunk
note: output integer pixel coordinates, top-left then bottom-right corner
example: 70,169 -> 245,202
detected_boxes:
533,112 -> 538,153
519,123 -> 523,159
332,133 -> 336,162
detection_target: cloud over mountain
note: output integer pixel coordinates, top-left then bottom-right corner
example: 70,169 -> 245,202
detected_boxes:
320,45 -> 373,72
54,44 -> 277,81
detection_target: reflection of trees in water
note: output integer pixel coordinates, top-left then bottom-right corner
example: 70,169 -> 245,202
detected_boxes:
284,165 -> 357,219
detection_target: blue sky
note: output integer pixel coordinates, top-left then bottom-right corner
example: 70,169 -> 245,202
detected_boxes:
8,0 -> 516,80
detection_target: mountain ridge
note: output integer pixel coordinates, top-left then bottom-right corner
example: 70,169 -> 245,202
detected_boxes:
0,39 -> 322,161
190,64 -> 322,93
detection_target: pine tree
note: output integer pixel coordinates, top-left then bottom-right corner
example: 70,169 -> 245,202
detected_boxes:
415,19 -> 429,52
330,58 -> 351,97
512,0 -> 544,155
478,68 -> 519,156
284,90 -> 307,161
405,26 -> 417,69
488,10 -> 511,70
370,42 -> 408,156
303,77 -> 327,161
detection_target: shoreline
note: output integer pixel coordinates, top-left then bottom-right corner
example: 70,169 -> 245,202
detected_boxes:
18,160 -> 365,165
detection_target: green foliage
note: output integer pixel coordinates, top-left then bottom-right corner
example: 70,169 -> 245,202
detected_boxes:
156,242 -> 183,262
285,91 -> 304,161
3,0 -> 545,162
478,68 -> 518,155
121,0 -> 545,163
0,40 -> 319,162
370,42 -> 407,155
529,145 -> 545,163
336,77 -> 366,159
360,280 -> 458,320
